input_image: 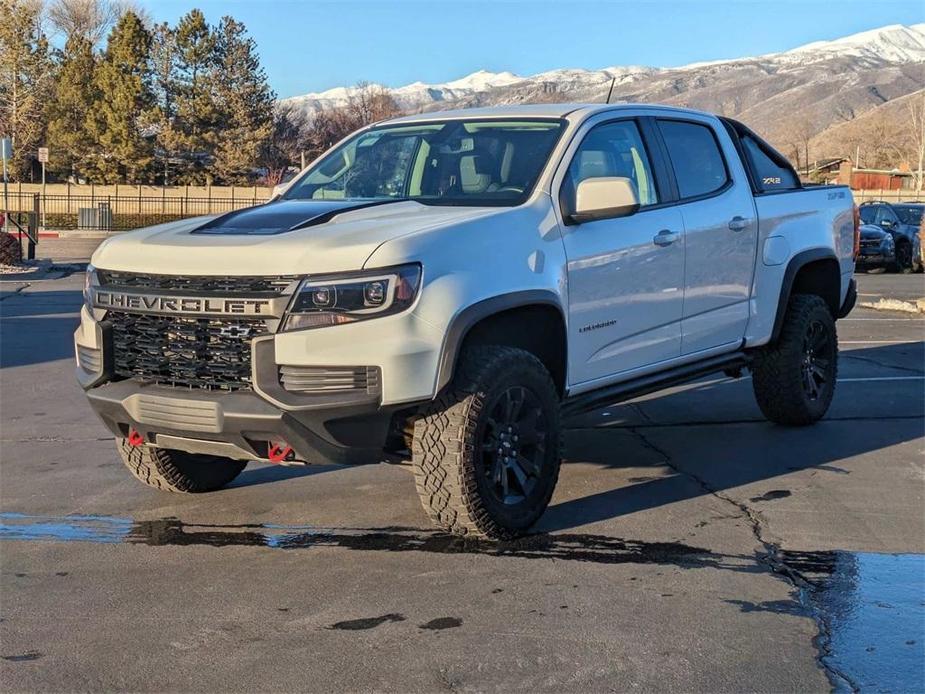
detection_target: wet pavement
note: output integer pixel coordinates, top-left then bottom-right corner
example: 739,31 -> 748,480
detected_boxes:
1,272 -> 923,692
787,551 -> 925,693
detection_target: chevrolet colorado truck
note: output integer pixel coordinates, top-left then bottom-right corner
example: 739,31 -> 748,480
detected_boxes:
76,104 -> 858,539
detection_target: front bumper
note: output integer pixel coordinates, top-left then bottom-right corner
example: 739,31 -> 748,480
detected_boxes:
84,379 -> 401,464
856,250 -> 894,267
75,304 -> 441,464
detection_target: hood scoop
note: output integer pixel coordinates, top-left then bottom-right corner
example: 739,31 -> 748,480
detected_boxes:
191,199 -> 401,235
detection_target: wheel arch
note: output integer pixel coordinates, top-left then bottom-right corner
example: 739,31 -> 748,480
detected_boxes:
771,249 -> 841,342
436,291 -> 568,396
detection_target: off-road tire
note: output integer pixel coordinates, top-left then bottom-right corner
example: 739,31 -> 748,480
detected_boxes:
117,439 -> 247,493
751,294 -> 838,426
411,346 -> 562,539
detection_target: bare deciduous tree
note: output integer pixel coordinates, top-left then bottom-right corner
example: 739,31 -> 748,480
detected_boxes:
303,83 -> 401,160
47,0 -> 143,47
909,93 -> 925,192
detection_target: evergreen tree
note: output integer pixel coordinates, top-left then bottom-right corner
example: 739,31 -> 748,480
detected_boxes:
91,11 -> 154,183
172,9 -> 217,183
149,22 -> 182,184
45,36 -> 99,181
0,0 -> 52,181
211,16 -> 274,184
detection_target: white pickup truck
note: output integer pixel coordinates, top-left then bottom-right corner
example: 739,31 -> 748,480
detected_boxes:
76,104 -> 858,539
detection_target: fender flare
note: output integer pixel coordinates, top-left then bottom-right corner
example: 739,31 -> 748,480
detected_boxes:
435,290 -> 565,393
771,248 -> 840,343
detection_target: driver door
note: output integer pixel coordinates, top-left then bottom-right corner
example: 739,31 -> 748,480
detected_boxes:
559,118 -> 685,387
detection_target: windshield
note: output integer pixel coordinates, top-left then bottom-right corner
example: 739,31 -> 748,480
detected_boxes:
859,206 -> 878,225
894,205 -> 923,226
283,119 -> 566,206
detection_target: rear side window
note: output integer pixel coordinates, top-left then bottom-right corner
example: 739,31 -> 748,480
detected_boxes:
741,134 -> 799,192
657,120 -> 729,199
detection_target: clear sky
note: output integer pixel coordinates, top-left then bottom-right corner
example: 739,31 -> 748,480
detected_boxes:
135,0 -> 924,98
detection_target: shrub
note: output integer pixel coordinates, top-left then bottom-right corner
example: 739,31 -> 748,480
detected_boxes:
0,232 -> 23,265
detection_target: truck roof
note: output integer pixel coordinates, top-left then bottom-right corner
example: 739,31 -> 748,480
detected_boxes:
380,103 -> 716,125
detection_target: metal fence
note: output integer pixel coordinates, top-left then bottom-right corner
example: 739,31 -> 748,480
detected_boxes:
851,190 -> 924,204
2,187 -> 923,233
3,191 -> 269,231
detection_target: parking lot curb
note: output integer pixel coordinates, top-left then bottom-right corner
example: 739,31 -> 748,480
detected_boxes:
858,298 -> 925,314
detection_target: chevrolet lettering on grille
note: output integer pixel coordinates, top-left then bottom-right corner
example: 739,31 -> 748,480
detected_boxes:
93,289 -> 284,317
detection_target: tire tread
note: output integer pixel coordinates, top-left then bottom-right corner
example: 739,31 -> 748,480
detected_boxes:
411,346 -> 561,539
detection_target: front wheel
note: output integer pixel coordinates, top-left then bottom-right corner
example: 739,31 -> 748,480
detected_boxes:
117,439 -> 247,493
411,346 -> 562,539
751,294 -> 838,426
890,242 -> 914,274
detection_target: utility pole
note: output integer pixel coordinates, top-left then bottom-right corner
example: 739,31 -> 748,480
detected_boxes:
1,138 -> 11,233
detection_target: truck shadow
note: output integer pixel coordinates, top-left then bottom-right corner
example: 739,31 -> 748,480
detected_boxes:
538,342 -> 923,533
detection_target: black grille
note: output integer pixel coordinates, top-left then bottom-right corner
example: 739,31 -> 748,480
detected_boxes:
98,271 -> 296,294
108,312 -> 269,390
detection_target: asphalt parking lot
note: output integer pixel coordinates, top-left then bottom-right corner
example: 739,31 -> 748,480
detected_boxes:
1,271 -> 923,692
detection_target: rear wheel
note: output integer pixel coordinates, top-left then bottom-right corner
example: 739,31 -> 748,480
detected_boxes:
411,345 -> 561,539
117,439 -> 247,493
751,294 -> 838,426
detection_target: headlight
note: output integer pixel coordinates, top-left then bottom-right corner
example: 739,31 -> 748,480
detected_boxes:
83,263 -> 97,312
283,264 -> 421,331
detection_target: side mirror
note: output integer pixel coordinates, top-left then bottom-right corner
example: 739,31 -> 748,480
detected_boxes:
568,177 -> 640,224
880,219 -> 893,228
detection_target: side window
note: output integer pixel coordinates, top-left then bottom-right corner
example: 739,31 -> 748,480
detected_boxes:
740,134 -> 799,192
875,206 -> 897,226
657,120 -> 729,199
564,120 -> 659,209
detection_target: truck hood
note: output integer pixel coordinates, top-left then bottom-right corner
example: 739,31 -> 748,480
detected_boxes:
91,199 -> 505,275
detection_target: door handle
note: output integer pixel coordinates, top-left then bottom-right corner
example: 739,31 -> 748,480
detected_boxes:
653,229 -> 679,247
728,216 -> 749,232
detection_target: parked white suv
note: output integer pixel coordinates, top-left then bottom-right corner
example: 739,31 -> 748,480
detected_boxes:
76,104 -> 858,538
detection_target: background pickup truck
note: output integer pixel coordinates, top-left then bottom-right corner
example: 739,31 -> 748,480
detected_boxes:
76,104 -> 858,539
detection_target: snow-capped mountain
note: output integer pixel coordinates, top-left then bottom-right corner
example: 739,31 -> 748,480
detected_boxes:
280,24 -> 925,150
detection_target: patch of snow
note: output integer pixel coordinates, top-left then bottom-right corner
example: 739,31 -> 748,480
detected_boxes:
279,24 -> 925,116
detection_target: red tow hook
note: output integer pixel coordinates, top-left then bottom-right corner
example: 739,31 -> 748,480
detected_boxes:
127,429 -> 145,447
268,442 -> 294,464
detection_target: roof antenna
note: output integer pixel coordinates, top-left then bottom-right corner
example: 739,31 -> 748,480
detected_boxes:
605,77 -> 616,104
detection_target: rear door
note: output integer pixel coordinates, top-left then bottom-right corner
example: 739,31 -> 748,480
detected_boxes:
556,116 -> 686,386
654,117 -> 758,355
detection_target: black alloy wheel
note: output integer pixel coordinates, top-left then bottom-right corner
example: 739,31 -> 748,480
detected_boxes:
800,319 -> 834,402
478,385 -> 548,505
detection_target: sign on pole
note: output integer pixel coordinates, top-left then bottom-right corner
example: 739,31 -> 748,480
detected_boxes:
38,147 -> 48,230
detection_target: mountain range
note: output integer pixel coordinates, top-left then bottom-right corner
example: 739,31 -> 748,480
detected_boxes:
281,24 -> 925,164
